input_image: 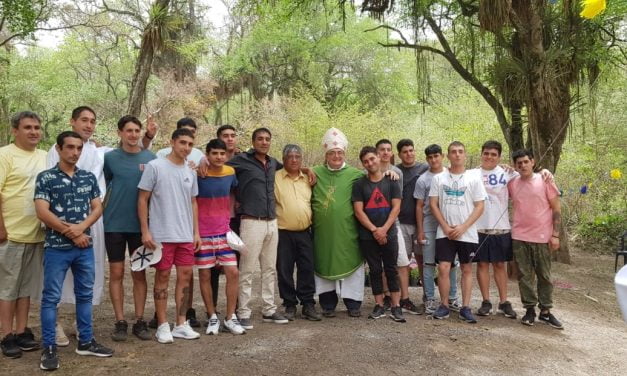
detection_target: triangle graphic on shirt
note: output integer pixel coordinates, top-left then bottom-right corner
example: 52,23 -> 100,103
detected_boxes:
365,187 -> 389,209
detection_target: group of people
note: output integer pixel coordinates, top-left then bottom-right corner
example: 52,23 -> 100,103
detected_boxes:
0,106 -> 564,372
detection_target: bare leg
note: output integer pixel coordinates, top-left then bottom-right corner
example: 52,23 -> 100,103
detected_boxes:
460,263 -> 473,307
198,269 -> 215,315
223,266 -> 239,318
175,266 -> 193,326
391,291 -> 401,306
437,262 -> 451,306
493,262 -> 508,303
398,265 -> 410,300
109,262 -> 125,321
131,270 -> 147,320
154,269 -> 171,325
0,299 -> 16,336
477,262 -> 491,301
14,298 -> 29,334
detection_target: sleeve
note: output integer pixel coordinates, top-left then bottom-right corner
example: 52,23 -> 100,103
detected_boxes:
103,154 -> 113,185
46,145 -> 59,169
545,180 -> 560,200
231,174 -> 238,189
33,172 -> 50,202
351,179 -> 364,203
390,177 -> 402,199
0,151 -> 10,190
226,155 -> 241,170
471,176 -> 487,202
90,174 -> 101,199
137,162 -> 156,192
155,148 -> 168,159
191,172 -> 199,197
428,175 -> 440,197
507,178 -> 516,198
413,178 -> 425,200
276,159 -> 283,171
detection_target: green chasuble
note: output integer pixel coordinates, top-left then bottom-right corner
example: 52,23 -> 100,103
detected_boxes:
312,164 -> 364,280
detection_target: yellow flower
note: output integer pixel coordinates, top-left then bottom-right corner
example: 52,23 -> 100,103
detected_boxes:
580,0 -> 606,19
610,169 -> 622,180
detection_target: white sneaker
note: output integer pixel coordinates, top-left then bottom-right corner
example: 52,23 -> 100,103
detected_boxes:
206,314 -> 220,335
224,315 -> 246,335
155,322 -> 174,344
56,323 -> 70,347
172,321 -> 200,340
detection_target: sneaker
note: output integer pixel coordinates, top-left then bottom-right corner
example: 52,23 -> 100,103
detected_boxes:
223,315 -> 246,335
459,306 -> 478,323
348,309 -> 362,317
206,314 -> 220,335
400,298 -> 422,315
382,295 -> 392,311
521,307 -> 536,326
75,339 -> 114,357
1,334 -> 22,358
262,312 -> 289,324
302,304 -> 322,321
284,306 -> 297,321
40,346 -> 59,371
111,320 -> 128,342
497,301 -> 517,319
16,328 -> 40,351
55,323 -> 69,347
321,309 -> 336,318
132,320 -> 151,341
390,306 -> 406,323
155,322 -> 174,344
448,298 -> 462,312
538,311 -> 564,330
172,321 -> 201,340
432,304 -> 450,320
477,300 -> 492,316
238,317 -> 253,330
425,298 -> 439,315
186,308 -> 201,328
368,304 -> 386,319
148,313 -> 158,329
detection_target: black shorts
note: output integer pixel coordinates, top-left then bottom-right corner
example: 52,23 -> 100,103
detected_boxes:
105,232 -> 143,263
435,238 -> 477,264
474,233 -> 513,263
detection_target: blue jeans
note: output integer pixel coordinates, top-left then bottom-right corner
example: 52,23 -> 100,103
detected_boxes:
423,231 -> 458,300
41,247 -> 95,347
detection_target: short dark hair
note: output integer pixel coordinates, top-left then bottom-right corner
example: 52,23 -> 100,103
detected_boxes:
56,131 -> 82,148
206,138 -> 227,153
71,106 -> 96,120
481,140 -> 502,156
177,117 -> 197,129
424,144 -> 442,156
512,149 -> 534,163
447,141 -> 465,153
252,127 -> 272,141
117,115 -> 142,131
217,124 -> 236,137
396,139 -> 414,153
359,146 -> 377,161
11,111 -> 41,129
172,128 -> 195,140
375,139 -> 392,149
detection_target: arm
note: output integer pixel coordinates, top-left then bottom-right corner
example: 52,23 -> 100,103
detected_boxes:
141,115 -> 158,149
138,189 -> 157,249
353,201 -> 385,244
61,198 -> 103,239
429,196 -> 451,237
192,197 -> 201,252
0,201 -> 6,243
379,198 -> 401,234
415,199 -> 425,243
300,167 -> 317,186
548,196 -> 561,251
448,200 -> 485,240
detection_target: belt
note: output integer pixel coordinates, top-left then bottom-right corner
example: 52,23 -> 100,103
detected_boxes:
241,215 -> 273,221
478,229 -> 510,235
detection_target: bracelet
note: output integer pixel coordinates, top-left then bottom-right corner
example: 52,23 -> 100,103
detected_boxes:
145,133 -> 155,140
552,235 -> 559,239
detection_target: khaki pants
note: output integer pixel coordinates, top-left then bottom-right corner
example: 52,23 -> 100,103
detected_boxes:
513,240 -> 553,309
237,218 -> 279,318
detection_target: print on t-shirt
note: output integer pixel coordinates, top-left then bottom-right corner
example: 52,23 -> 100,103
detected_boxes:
443,180 -> 467,205
365,187 -> 391,213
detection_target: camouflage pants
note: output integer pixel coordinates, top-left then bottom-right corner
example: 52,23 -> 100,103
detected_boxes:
512,240 -> 553,309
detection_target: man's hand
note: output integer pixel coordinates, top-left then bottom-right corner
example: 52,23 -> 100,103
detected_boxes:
73,234 -> 91,248
540,169 -> 554,182
187,160 -> 197,170
499,164 -> 515,174
373,227 -> 387,242
146,114 -> 158,140
549,236 -> 560,251
142,231 -> 158,250
417,230 -> 425,245
197,156 -> 210,177
305,169 -> 317,186
194,233 -> 202,253
384,170 -> 400,181
0,225 -> 7,244
61,222 -> 85,239
447,224 -> 467,240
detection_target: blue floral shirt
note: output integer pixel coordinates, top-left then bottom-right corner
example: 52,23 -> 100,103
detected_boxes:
34,165 -> 100,249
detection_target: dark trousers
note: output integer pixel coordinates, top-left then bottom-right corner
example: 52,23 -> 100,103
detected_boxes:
361,238 -> 399,295
318,292 -> 361,312
277,229 -> 316,307
210,216 -> 242,308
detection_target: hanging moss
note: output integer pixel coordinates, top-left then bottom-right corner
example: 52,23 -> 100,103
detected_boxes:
479,0 -> 511,33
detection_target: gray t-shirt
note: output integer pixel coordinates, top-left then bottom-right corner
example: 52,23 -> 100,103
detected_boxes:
138,157 -> 198,243
413,169 -> 446,232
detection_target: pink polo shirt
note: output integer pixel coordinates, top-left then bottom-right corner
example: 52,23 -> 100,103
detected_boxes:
508,174 -> 559,244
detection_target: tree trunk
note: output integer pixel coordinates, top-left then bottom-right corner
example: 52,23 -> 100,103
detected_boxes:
508,103 -> 525,154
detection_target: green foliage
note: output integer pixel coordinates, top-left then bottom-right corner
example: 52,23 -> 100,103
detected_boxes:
0,0 -> 42,34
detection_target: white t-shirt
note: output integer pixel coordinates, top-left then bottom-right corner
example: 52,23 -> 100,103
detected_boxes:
429,170 -> 487,243
471,166 -> 518,230
413,168 -> 447,232
156,147 -> 204,165
137,158 -> 198,243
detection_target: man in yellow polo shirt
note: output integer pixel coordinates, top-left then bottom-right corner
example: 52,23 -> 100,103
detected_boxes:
0,111 -> 47,358
274,144 -> 321,321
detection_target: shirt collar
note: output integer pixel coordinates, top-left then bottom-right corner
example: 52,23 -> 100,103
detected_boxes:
280,168 -> 306,180
326,162 -> 346,171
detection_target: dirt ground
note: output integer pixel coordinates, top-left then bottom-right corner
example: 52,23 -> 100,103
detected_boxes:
2,248 -> 627,375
